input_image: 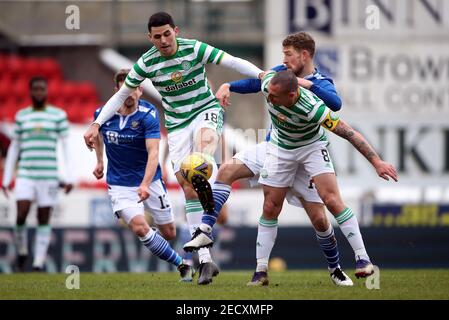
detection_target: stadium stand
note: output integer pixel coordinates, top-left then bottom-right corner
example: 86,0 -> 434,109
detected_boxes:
0,53 -> 101,123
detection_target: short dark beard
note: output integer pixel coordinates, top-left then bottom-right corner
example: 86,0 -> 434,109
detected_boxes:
32,98 -> 46,110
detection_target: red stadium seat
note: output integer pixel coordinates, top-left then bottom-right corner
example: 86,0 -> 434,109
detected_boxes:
11,77 -> 28,101
1,102 -> 18,122
0,54 -> 100,124
24,58 -> 42,78
47,79 -> 63,102
40,58 -> 63,80
0,77 -> 10,98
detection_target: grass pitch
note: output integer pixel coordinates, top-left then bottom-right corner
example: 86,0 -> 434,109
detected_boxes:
1,269 -> 448,300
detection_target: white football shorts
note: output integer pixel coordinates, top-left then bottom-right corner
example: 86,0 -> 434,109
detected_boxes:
234,141 -> 332,207
108,179 -> 174,225
15,177 -> 59,207
167,107 -> 223,174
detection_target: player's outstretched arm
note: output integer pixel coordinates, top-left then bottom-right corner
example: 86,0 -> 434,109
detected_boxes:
92,134 -> 104,180
331,120 -> 398,182
83,84 -> 136,150
305,79 -> 342,112
219,53 -> 264,79
138,138 -> 160,203
227,65 -> 286,96
1,138 -> 20,198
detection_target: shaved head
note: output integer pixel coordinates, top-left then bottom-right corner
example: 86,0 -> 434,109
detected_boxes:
270,70 -> 298,93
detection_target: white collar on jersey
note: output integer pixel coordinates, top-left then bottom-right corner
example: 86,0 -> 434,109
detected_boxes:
116,108 -> 139,130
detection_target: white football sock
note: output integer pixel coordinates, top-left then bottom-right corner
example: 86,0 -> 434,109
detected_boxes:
185,199 -> 212,264
33,225 -> 52,268
335,208 -> 370,262
256,217 -> 278,272
14,224 -> 28,256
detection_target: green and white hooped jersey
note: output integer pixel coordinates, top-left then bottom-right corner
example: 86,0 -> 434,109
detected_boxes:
14,106 -> 68,181
261,71 -> 332,150
126,38 -> 225,133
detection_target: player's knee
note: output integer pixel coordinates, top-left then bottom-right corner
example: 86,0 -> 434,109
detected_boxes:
132,222 -> 150,238
263,199 -> 282,219
181,183 -> 198,199
321,193 -> 341,213
216,163 -> 236,185
16,215 -> 27,225
160,226 -> 176,240
310,213 -> 328,231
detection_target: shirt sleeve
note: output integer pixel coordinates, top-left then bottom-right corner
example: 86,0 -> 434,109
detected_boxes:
143,110 -> 161,139
319,108 -> 340,131
229,64 -> 287,94
309,79 -> 342,111
13,114 -> 21,140
194,40 -> 225,65
93,107 -> 101,121
57,111 -> 69,138
125,57 -> 148,88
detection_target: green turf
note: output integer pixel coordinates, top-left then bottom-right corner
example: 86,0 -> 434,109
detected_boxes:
1,270 -> 448,300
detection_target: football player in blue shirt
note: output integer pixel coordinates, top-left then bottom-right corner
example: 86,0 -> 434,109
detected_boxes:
185,32 -> 374,286
93,69 -> 194,281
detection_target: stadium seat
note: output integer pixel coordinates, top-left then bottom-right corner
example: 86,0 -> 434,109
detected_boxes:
40,58 -> 63,80
24,58 -> 42,78
1,54 -> 102,124
6,55 -> 24,78
78,82 -> 98,102
11,78 -> 28,100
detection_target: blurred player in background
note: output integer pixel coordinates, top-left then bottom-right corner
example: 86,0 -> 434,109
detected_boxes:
1,76 -> 74,272
92,69 -> 194,281
245,70 -> 397,285
84,11 -> 263,285
185,32 -> 355,286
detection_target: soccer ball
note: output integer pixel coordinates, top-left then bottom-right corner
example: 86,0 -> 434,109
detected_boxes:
269,257 -> 287,272
180,152 -> 214,184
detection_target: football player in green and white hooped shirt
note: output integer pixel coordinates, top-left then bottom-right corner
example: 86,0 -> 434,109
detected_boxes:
83,12 -> 263,285
245,70 -> 399,286
2,76 -> 74,272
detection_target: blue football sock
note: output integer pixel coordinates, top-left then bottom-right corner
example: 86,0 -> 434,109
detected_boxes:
315,225 -> 340,271
201,181 -> 231,229
140,229 -> 182,267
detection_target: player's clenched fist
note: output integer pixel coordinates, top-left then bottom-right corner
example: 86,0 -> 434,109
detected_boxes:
215,83 -> 231,109
137,184 -> 150,203
84,123 -> 100,151
93,162 -> 104,180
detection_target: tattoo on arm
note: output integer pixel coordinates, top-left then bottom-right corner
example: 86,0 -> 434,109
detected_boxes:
332,120 -> 378,164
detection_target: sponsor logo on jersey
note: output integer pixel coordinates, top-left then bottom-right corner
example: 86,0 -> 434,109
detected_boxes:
105,130 -> 134,145
165,78 -> 197,92
33,124 -> 43,133
171,71 -> 183,83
